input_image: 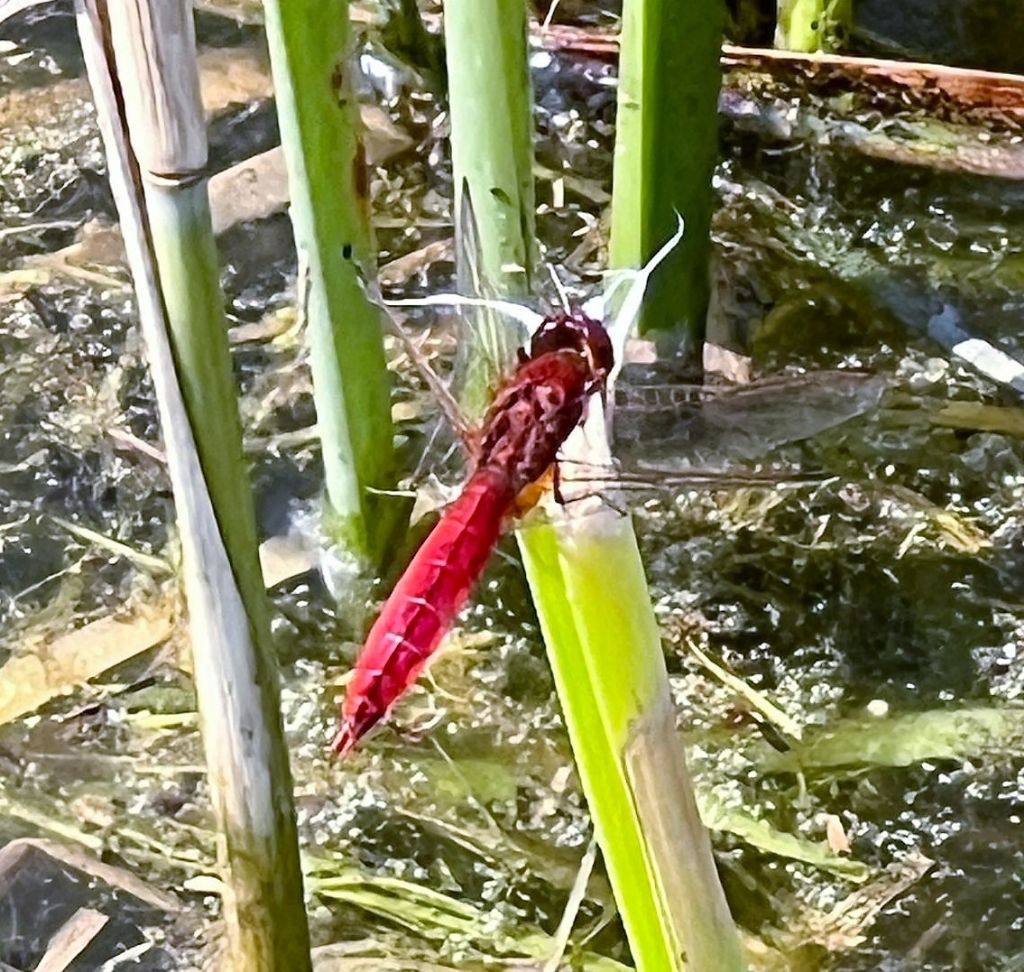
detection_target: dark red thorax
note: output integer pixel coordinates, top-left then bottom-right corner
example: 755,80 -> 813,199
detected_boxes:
476,310 -> 612,494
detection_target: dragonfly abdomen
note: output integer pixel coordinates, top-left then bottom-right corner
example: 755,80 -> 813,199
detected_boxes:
333,466 -> 515,755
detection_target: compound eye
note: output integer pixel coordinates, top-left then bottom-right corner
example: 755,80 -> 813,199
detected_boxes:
530,318 -> 571,357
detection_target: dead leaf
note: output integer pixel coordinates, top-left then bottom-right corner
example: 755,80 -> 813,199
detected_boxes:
209,109 -> 414,235
35,907 -> 108,972
822,813 -> 851,855
379,238 -> 455,289
258,534 -> 317,588
197,47 -> 274,113
209,148 -> 290,236
228,308 -> 297,345
767,853 -> 933,953
0,838 -> 180,912
361,104 -> 416,165
703,342 -> 753,383
0,601 -> 177,727
931,401 -> 1024,438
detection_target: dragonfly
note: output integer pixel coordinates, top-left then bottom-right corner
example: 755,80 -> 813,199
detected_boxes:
333,308 -> 614,755
332,219 -> 884,756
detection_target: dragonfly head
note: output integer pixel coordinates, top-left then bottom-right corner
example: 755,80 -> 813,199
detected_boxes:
531,310 -> 614,383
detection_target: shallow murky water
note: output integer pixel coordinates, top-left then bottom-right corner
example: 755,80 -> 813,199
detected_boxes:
2,3 -> 1024,970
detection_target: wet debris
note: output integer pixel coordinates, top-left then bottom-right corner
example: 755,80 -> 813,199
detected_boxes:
764,852 -> 934,958
0,837 -> 179,971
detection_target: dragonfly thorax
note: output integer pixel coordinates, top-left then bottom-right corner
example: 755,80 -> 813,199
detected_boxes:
530,310 -> 613,385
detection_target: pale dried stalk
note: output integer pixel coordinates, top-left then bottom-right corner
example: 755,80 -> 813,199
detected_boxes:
76,2 -> 311,969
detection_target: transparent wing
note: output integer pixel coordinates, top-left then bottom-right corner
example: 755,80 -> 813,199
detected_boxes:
382,218 -> 882,508
453,180 -> 531,419
611,368 -> 887,470
554,367 -> 885,499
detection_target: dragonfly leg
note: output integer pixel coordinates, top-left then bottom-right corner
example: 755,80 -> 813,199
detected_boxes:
395,702 -> 448,747
553,488 -> 628,519
552,462 -> 566,506
601,495 -> 628,518
353,271 -> 477,450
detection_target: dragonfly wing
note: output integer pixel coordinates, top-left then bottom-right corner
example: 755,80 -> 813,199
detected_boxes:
356,273 -> 474,446
453,180 -> 531,418
613,370 -> 887,468
555,457 -> 831,490
455,176 -> 483,300
546,368 -> 885,505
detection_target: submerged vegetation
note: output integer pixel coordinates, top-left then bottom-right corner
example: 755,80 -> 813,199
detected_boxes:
1,1 -> 1024,970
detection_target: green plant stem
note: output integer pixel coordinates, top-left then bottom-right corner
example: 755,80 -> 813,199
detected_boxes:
441,2 -> 741,962
519,506 -> 744,972
774,0 -> 852,52
147,186 -> 268,608
443,0 -> 535,417
609,0 -> 723,351
262,0 -> 401,564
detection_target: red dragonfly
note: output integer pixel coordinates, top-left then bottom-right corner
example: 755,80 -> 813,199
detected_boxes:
332,309 -> 613,755
332,222 -> 883,756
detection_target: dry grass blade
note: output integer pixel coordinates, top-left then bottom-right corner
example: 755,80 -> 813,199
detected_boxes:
930,401 -> 1024,437
761,707 -> 1024,774
685,639 -> 803,742
0,600 -> 176,727
50,516 -> 173,577
543,840 -> 597,972
0,525 -> 315,732
34,908 -> 109,972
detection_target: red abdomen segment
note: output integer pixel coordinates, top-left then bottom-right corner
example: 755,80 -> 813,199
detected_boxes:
333,466 -> 515,755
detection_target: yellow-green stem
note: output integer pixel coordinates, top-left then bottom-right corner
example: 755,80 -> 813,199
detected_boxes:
519,508 -> 744,971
